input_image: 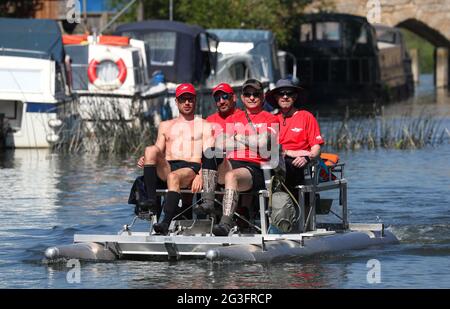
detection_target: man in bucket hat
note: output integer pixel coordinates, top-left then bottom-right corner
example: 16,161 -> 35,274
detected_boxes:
265,79 -> 324,190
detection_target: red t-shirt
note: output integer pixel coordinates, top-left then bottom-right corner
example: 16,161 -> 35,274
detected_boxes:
206,108 -> 244,137
227,110 -> 280,164
276,110 -> 324,151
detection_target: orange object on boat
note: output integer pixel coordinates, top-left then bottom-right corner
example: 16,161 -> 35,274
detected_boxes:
62,34 -> 88,45
98,35 -> 130,46
320,153 -> 339,167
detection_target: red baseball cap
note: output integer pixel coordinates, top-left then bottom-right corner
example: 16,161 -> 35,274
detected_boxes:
176,83 -> 196,97
212,83 -> 234,95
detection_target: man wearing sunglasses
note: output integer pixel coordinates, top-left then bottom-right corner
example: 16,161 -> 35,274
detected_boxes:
134,83 -> 213,235
210,79 -> 279,236
265,79 -> 324,191
195,83 -> 244,215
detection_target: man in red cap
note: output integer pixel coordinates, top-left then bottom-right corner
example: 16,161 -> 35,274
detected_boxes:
210,79 -> 280,236
194,83 -> 245,215
134,83 -> 214,235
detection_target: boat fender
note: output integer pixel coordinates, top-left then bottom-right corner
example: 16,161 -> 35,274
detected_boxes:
88,52 -> 127,90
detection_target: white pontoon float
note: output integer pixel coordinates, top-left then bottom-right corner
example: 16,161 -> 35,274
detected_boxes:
45,161 -> 398,262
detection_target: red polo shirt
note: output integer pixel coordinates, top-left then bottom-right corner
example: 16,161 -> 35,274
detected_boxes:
227,110 -> 280,164
206,108 -> 244,137
277,110 -> 324,151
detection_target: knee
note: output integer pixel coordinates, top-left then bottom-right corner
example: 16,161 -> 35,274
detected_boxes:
224,171 -> 238,184
144,145 -> 161,161
167,172 -> 180,187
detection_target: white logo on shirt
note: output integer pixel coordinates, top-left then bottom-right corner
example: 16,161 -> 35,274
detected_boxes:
254,123 -> 264,128
291,127 -> 303,132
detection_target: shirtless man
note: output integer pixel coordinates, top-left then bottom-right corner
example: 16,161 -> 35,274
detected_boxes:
136,83 -> 213,235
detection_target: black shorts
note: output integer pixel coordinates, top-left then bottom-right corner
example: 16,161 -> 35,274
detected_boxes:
168,160 -> 201,174
228,159 -> 266,192
284,156 -> 306,190
155,160 -> 200,189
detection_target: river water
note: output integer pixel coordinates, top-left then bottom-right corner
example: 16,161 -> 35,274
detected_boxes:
0,75 -> 449,289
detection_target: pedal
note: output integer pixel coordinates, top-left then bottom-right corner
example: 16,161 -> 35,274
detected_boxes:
228,226 -> 239,236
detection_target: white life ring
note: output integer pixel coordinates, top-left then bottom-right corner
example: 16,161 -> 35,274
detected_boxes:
87,52 -> 127,90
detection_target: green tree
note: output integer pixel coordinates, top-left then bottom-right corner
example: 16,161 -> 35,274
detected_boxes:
109,0 -> 333,47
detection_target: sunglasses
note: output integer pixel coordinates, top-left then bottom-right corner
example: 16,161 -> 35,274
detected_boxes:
177,96 -> 195,103
214,93 -> 231,102
243,92 -> 261,98
276,90 -> 296,98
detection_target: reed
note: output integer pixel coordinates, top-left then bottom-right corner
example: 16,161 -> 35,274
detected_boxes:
321,112 -> 448,150
53,96 -> 157,156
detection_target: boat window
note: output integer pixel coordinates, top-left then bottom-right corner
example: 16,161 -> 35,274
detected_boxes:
229,61 -> 249,81
200,33 -> 210,52
375,29 -> 396,44
208,35 -> 219,53
141,31 -> 176,66
300,23 -> 313,42
357,26 -> 368,44
271,41 -> 279,70
315,22 -> 340,41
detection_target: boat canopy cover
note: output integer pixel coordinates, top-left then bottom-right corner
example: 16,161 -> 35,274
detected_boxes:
208,29 -> 280,83
115,20 -> 217,85
0,18 -> 64,64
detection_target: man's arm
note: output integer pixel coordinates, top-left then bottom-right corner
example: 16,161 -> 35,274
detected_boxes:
290,144 -> 321,168
154,121 -> 168,153
309,144 -> 321,159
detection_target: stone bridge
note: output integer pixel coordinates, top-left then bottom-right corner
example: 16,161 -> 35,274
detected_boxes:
305,0 -> 450,87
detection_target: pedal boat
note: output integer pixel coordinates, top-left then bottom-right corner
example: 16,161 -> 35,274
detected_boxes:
45,162 -> 399,262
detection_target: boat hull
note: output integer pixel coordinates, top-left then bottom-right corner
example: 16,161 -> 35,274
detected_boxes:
44,229 -> 398,263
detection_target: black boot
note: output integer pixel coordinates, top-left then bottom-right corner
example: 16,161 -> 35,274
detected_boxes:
194,192 -> 217,215
153,191 -> 180,235
152,222 -> 169,235
212,215 -> 234,236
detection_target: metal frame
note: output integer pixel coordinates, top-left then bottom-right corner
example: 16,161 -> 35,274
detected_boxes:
296,161 -> 348,232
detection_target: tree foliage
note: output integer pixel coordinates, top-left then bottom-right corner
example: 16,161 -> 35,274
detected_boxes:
108,0 -> 334,48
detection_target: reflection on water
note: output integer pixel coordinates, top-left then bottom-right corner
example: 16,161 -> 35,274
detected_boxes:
0,74 -> 449,288
311,74 -> 450,119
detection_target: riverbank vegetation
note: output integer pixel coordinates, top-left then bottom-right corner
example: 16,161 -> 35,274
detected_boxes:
52,101 -> 449,155
53,99 -> 156,156
321,111 -> 449,150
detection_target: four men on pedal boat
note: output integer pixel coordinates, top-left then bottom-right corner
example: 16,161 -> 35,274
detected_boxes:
133,78 -> 324,236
